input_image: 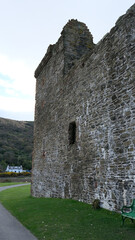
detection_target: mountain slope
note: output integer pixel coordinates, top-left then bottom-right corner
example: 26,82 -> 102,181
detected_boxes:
0,117 -> 34,171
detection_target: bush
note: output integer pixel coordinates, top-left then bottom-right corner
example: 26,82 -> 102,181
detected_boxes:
0,172 -> 31,177
92,199 -> 100,209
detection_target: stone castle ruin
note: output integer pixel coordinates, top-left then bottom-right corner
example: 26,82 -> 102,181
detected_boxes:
31,4 -> 135,211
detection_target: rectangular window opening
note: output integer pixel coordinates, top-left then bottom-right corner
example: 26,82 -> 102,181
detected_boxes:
68,121 -> 76,145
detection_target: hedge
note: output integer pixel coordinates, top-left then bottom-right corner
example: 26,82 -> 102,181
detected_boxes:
0,172 -> 31,177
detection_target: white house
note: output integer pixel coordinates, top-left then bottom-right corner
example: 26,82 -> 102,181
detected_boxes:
6,165 -> 24,173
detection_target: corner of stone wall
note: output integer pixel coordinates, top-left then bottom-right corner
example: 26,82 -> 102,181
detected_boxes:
34,44 -> 54,78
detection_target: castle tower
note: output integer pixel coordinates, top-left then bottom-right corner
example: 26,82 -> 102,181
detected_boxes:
32,19 -> 94,198
32,4 -> 135,212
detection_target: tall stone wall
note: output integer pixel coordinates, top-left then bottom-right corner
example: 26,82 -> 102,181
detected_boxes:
31,4 -> 135,211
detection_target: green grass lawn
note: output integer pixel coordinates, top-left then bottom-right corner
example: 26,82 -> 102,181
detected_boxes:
0,182 -> 25,187
0,185 -> 135,240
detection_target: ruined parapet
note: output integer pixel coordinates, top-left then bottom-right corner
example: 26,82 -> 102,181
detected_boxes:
35,19 -> 94,78
62,19 -> 94,74
35,44 -> 54,78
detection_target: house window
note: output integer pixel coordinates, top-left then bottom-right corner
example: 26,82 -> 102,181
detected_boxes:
68,121 -> 76,145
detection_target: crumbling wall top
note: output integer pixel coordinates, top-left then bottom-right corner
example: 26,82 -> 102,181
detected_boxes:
34,19 -> 94,78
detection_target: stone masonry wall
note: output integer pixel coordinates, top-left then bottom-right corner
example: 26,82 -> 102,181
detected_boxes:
31,4 -> 135,211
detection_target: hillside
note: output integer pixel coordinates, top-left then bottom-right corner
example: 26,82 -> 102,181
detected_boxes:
0,117 -> 34,171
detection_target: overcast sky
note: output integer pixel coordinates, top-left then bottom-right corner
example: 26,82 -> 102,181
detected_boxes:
0,0 -> 134,121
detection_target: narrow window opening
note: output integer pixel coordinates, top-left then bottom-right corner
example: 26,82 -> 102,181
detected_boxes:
68,121 -> 76,145
82,62 -> 85,67
42,138 -> 46,156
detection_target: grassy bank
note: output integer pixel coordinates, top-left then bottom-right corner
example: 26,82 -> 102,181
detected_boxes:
0,185 -> 135,240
